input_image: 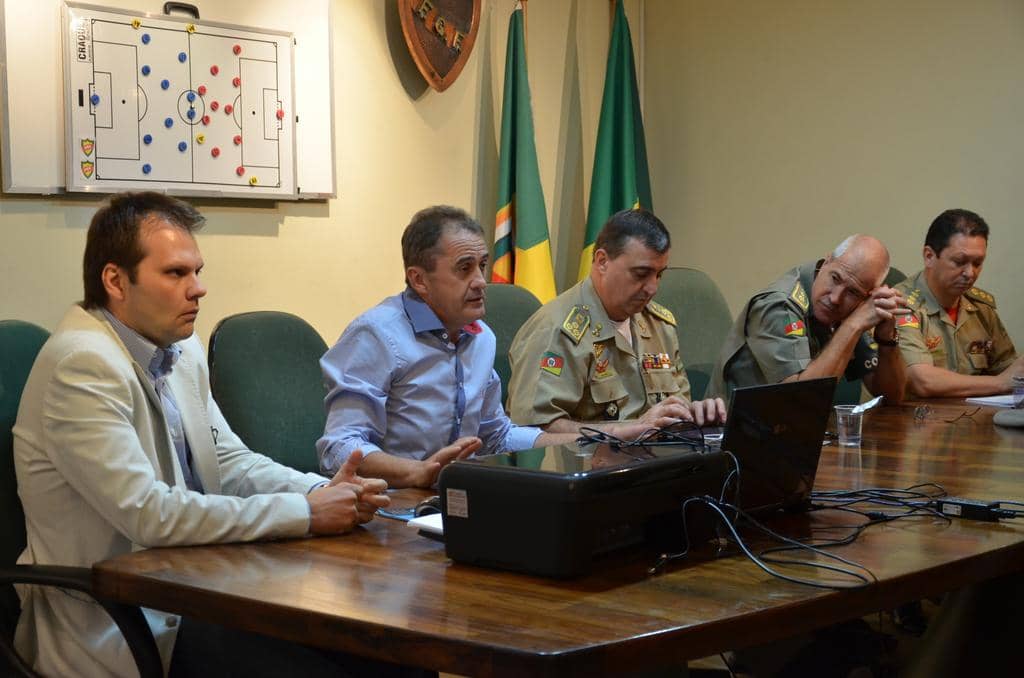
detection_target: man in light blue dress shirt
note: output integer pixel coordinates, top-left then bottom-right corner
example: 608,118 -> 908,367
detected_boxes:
317,206 -> 644,488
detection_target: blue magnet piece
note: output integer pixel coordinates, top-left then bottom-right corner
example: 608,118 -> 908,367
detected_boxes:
141,33 -> 150,44
143,133 -> 153,145
142,163 -> 152,174
164,117 -> 173,128
186,91 -> 196,102
160,79 -> 170,90
186,109 -> 196,119
178,51 -> 187,63
141,65 -> 150,76
178,141 -> 187,152
90,94 -> 100,105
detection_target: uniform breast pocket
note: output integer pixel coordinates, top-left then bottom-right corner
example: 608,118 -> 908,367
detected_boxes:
967,351 -> 989,373
641,370 -> 680,399
588,377 -> 628,420
590,377 -> 628,404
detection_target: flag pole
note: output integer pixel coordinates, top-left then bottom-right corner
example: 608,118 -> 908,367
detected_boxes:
522,0 -> 528,47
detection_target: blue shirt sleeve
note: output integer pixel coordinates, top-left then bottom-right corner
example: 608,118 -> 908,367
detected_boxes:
315,320 -> 396,475
476,368 -> 542,454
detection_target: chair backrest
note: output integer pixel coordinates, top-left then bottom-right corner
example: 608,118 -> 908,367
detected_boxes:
0,320 -> 50,640
653,268 -> 733,400
208,312 -> 328,475
884,266 -> 907,288
485,283 -> 542,406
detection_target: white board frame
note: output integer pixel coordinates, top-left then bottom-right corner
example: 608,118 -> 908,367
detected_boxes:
63,2 -> 297,199
0,0 -> 335,199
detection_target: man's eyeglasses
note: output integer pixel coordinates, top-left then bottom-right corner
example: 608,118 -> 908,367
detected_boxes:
913,405 -> 981,424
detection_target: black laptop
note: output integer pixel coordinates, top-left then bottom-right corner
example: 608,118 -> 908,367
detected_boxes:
720,377 -> 837,513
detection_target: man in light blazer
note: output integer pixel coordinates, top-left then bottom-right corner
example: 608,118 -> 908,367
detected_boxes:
12,193 -> 404,677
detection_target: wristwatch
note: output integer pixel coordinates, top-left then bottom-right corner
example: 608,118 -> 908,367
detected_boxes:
876,327 -> 899,347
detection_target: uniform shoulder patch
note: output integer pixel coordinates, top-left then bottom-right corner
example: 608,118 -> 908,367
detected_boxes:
896,313 -> 920,329
783,319 -> 805,337
646,301 -> 676,326
964,286 -> 996,308
560,305 -> 590,344
790,281 -> 809,312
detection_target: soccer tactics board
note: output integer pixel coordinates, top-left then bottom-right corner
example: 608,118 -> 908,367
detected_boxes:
62,3 -> 296,198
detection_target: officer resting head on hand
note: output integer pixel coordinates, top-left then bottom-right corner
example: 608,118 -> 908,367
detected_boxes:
709,234 -> 908,405
506,208 -> 727,435
893,209 -> 1021,398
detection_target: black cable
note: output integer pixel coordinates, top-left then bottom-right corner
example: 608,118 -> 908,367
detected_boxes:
718,652 -> 738,678
651,495 -> 875,589
576,420 -> 719,449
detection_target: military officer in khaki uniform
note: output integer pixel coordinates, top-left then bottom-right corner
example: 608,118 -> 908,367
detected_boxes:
507,209 -> 726,432
708,235 -> 907,403
894,209 -> 1022,397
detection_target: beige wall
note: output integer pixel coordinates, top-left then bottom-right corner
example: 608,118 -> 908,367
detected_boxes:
645,0 -> 1023,343
3,0 -> 1020,351
0,0 -> 639,345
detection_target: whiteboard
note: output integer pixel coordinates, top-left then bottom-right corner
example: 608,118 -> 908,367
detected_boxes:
64,3 -> 295,198
1,0 -> 335,199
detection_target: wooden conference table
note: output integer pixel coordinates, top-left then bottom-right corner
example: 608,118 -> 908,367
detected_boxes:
93,400 -> 1024,677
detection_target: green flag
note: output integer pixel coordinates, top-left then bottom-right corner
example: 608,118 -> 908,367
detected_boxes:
578,0 -> 653,280
491,7 -> 556,304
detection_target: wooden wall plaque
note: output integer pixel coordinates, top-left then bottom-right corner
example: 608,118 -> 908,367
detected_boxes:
397,0 -> 481,92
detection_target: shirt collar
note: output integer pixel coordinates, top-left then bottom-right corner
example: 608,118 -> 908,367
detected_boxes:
400,287 -> 484,342
102,309 -> 181,380
401,288 -> 446,334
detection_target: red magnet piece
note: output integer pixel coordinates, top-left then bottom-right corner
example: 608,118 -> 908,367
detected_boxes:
232,44 -> 242,55
211,147 -> 220,158
201,115 -> 211,125
210,101 -> 219,111
210,64 -> 219,76
235,165 -> 245,176
232,77 -> 241,88
233,134 -> 242,145
224,104 -> 233,115
276,109 -> 284,120
197,85 -> 207,96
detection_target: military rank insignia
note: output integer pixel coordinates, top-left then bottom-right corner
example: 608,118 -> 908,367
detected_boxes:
560,306 -> 590,344
540,352 -> 564,376
790,282 -> 809,312
784,319 -> 805,337
646,301 -> 676,326
926,335 -> 942,351
897,314 -> 920,329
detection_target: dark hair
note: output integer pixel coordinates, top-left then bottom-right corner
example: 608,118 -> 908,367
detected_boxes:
401,205 -> 484,275
82,192 -> 205,309
594,208 -> 670,259
925,209 -> 989,255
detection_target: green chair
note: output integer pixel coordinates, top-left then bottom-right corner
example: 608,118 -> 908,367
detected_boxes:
884,266 -> 907,288
485,283 -> 542,406
653,268 -> 733,400
0,320 -> 161,677
208,312 -> 329,475
833,266 -> 909,405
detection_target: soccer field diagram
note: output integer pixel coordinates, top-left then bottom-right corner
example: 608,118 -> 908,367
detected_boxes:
64,5 -> 296,197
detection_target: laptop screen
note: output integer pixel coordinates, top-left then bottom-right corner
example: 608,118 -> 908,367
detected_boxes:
722,377 -> 837,513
